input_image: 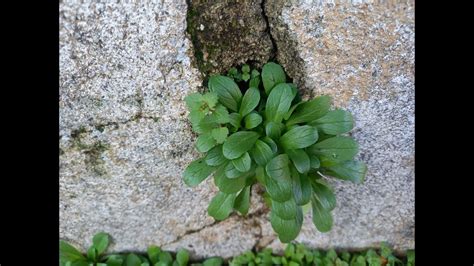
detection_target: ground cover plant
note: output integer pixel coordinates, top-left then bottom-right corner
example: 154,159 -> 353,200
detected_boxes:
60,233 -> 414,266
183,62 -> 367,242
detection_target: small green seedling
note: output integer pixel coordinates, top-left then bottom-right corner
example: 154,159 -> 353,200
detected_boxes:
60,232 -> 190,266
60,233 -> 412,266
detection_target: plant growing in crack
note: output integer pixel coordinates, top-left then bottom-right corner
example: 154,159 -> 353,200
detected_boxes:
183,62 -> 367,243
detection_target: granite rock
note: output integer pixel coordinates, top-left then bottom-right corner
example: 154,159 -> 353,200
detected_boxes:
264,0 -> 415,252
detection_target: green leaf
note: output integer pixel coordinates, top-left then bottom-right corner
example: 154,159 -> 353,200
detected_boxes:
366,249 -> 378,259
242,73 -> 250,81
262,62 -> 286,94
365,250 -> 384,266
203,257 -> 224,266
250,139 -> 274,166
249,76 -> 260,88
352,255 -> 367,266
244,112 -> 262,129
264,154 -> 292,202
211,127 -> 229,144
272,257 -> 282,265
234,185 -> 251,215
284,243 -> 295,258
280,125 -> 318,150
307,136 -> 358,161
380,242 -> 392,258
309,109 -> 354,135
309,154 -> 320,169
239,87 -> 260,117
202,92 -> 219,109
185,93 -> 204,110
60,240 -> 86,263
262,136 -> 278,153
196,133 -> 217,153
285,124 -> 299,132
304,249 -> 314,263
265,122 -> 281,140
232,152 -> 251,172
208,75 -> 242,112
251,69 -> 260,78
69,261 -> 89,266
208,192 -> 237,220
406,250 -> 415,266
92,232 -> 109,255
223,131 -> 260,159
205,145 -> 227,166
229,112 -> 242,130
287,149 -> 310,174
194,115 -> 219,134
183,158 -> 216,187
286,96 -> 331,126
311,195 -> 333,232
321,160 -> 367,183
283,102 -> 304,121
335,258 -> 349,266
126,254 -> 142,266
188,110 -> 205,129
214,164 -> 247,193
159,251 -> 173,265
265,83 -> 294,123
341,251 -> 351,262
176,249 -> 190,266
270,206 -> 303,243
255,166 -> 266,185
288,83 -> 298,99
271,197 -> 297,220
311,180 -> 336,211
242,64 -> 250,73
228,67 -> 239,77
225,161 -> 245,179
147,246 -> 160,264
291,167 -> 311,205
211,104 -> 230,124
87,246 -> 97,262
105,255 -> 124,266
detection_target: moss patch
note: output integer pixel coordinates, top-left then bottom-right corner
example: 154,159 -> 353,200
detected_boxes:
70,128 -> 109,176
186,0 -> 274,80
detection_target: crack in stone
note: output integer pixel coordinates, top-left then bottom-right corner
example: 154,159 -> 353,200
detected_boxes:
162,204 -> 270,249
162,220 -> 222,247
261,0 -> 278,59
66,115 -> 161,138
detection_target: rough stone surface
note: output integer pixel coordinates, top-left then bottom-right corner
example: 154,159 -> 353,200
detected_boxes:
186,0 -> 273,77
60,0 -> 414,258
162,216 -> 261,260
264,0 -> 415,252
59,1 -> 215,254
59,1 -> 202,134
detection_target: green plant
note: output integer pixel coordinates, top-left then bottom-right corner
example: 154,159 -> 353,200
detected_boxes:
183,62 -> 367,242
226,64 -> 257,83
230,242 -> 412,266
60,233 -> 414,266
59,232 -> 192,266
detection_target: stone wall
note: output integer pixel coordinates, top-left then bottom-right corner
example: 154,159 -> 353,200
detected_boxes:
60,0 -> 414,259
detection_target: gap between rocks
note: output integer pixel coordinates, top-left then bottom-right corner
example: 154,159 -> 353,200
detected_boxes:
173,0 -> 303,245
186,0 -> 275,82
